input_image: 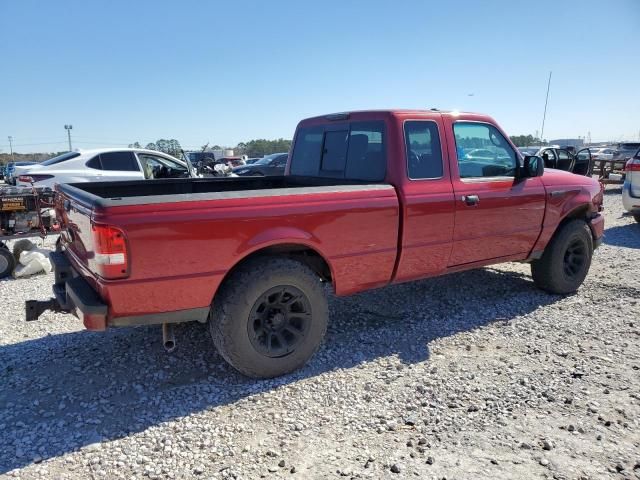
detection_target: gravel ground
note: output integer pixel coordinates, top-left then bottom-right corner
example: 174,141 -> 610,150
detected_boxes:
1,187 -> 639,480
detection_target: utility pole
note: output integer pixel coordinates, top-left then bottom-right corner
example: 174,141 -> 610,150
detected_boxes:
540,71 -> 552,144
8,136 -> 14,162
64,125 -> 73,151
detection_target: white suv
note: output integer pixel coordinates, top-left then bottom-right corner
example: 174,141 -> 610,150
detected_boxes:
622,149 -> 640,223
16,148 -> 193,188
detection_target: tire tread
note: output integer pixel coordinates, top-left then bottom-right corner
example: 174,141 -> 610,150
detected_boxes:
531,219 -> 593,294
209,256 -> 328,378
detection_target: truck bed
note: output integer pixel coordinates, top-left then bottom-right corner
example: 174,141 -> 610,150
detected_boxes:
55,175 -> 400,321
59,175 -> 387,208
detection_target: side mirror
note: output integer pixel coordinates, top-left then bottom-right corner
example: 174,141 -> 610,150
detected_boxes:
523,155 -> 544,177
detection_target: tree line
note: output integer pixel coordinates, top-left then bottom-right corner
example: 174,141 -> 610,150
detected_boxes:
234,139 -> 292,158
128,139 -> 183,157
127,138 -> 293,159
1,137 -> 293,167
2,135 -> 547,168
0,152 -> 62,166
509,135 -> 545,147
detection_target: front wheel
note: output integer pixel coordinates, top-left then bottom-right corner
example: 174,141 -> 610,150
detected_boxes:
531,219 -> 593,294
209,257 -> 328,378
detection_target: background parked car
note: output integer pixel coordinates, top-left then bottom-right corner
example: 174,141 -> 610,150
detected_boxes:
244,157 -> 261,165
16,148 -> 192,188
612,142 -> 640,161
218,156 -> 246,167
517,146 -> 544,157
519,146 -> 592,176
591,147 -> 615,160
3,163 -> 15,183
232,152 -> 288,176
6,162 -> 38,185
622,149 -> 640,222
10,161 -> 40,184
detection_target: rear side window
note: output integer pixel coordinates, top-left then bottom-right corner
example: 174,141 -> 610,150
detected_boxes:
290,121 -> 386,181
404,121 -> 443,179
272,154 -> 288,167
99,152 -> 139,171
86,155 -> 102,169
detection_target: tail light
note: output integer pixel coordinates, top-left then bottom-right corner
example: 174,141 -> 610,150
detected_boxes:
91,223 -> 129,279
625,158 -> 640,171
19,174 -> 54,183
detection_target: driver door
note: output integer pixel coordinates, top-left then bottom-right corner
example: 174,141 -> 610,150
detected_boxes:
573,148 -> 592,175
556,149 -> 575,171
445,120 -> 546,266
540,148 -> 557,168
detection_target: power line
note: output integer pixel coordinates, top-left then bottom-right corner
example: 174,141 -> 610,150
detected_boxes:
540,71 -> 552,142
0,141 -> 68,148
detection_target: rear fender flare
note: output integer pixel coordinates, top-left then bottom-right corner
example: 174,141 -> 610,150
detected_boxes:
223,226 -> 336,288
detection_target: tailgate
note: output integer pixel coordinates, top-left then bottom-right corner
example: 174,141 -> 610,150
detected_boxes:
55,187 -> 95,270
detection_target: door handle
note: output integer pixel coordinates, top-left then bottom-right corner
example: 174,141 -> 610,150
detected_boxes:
462,194 -> 479,206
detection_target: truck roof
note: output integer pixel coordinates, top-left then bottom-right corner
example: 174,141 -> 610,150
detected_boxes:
298,109 -> 495,125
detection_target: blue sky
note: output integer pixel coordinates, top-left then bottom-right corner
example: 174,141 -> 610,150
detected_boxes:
0,0 -> 638,153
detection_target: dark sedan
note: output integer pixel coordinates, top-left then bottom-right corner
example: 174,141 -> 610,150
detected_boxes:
232,153 -> 288,176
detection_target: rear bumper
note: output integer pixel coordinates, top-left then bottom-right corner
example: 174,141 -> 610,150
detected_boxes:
622,181 -> 640,213
49,251 -> 109,330
25,251 -> 209,330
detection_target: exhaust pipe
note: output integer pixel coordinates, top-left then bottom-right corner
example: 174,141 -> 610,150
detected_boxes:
162,323 -> 176,353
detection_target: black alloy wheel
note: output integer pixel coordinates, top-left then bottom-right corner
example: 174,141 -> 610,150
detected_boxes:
563,238 -> 588,279
247,285 -> 312,358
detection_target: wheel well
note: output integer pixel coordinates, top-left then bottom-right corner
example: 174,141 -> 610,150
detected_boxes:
554,205 -> 593,239
561,205 -> 589,225
221,244 -> 333,287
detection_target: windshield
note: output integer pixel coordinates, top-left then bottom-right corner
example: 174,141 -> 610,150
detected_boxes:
41,151 -> 81,166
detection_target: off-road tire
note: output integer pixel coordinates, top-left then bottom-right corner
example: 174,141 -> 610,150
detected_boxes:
0,246 -> 16,279
531,219 -> 593,294
209,256 -> 328,378
12,239 -> 35,262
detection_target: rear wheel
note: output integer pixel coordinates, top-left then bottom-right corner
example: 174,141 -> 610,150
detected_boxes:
209,257 -> 328,378
531,219 -> 593,294
0,246 -> 16,279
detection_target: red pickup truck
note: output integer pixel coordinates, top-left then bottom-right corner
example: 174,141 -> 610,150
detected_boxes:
27,110 -> 604,378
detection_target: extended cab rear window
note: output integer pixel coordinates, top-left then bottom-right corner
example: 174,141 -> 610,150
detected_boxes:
405,121 -> 444,179
290,121 -> 386,181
